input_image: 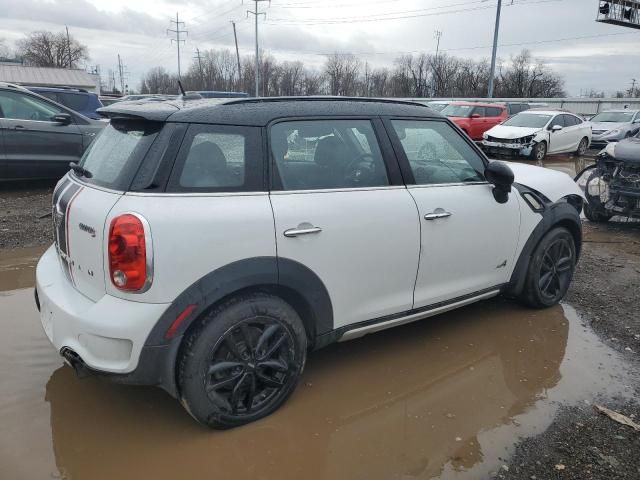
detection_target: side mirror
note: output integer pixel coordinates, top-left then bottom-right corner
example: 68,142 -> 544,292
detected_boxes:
52,113 -> 72,125
471,113 -> 481,118
551,124 -> 563,132
485,161 -> 514,204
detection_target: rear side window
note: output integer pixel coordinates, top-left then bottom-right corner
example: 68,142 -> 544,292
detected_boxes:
486,107 -> 503,117
59,92 -> 89,111
77,120 -> 162,190
270,119 -> 389,191
168,124 -> 263,192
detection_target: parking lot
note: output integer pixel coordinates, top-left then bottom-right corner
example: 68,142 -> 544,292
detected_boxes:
1,154 -> 639,479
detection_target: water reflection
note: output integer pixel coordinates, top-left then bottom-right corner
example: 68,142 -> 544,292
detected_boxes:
45,300 -> 569,480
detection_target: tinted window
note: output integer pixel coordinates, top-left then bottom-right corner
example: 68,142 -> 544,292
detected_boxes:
473,107 -> 486,117
486,107 -> 503,117
37,91 -> 59,102
58,92 -> 89,111
271,119 -> 389,191
391,120 -> 485,185
77,120 -> 162,190
550,115 -> 564,128
170,124 -> 262,192
0,90 -> 63,121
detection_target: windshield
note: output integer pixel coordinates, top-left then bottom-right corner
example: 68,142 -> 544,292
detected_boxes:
503,113 -> 552,128
77,120 -> 162,190
590,112 -> 636,123
441,104 -> 474,118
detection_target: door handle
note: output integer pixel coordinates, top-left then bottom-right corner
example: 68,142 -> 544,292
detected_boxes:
424,210 -> 452,220
283,226 -> 322,237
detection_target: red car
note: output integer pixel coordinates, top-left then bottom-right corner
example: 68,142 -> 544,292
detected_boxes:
441,102 -> 508,140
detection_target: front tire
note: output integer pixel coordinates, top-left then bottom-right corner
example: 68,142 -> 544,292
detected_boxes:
178,292 -> 307,429
584,203 -> 611,223
530,141 -> 547,161
520,227 -> 576,308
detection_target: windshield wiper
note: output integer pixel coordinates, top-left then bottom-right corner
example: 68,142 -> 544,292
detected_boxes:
69,162 -> 93,178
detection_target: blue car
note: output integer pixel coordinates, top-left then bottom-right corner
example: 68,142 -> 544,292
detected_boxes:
27,86 -> 104,120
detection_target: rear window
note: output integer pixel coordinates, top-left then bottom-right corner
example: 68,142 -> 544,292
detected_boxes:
59,92 -> 89,111
77,120 -> 162,190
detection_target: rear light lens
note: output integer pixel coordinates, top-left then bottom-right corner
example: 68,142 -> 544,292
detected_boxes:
108,213 -> 150,291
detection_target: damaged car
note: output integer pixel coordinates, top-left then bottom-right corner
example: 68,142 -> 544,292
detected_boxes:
576,131 -> 640,222
481,110 -> 591,161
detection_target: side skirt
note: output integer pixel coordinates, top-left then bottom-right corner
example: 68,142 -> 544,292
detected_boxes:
314,285 -> 503,348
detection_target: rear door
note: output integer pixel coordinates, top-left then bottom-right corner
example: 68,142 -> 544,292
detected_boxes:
486,106 -> 506,131
386,118 -> 520,307
470,106 -> 487,139
269,118 -> 420,328
0,89 -> 83,179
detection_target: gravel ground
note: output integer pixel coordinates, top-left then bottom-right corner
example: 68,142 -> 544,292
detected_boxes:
0,181 -> 55,249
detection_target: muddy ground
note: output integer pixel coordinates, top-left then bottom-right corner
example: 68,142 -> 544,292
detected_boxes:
1,160 -> 640,479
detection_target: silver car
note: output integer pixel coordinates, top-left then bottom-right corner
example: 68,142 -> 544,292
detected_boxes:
590,109 -> 640,148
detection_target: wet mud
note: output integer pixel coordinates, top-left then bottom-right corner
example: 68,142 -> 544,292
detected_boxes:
0,246 -> 637,480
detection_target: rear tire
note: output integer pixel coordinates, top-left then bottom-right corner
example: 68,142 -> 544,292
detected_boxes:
530,141 -> 547,161
178,292 -> 307,429
576,137 -> 589,156
520,227 -> 576,309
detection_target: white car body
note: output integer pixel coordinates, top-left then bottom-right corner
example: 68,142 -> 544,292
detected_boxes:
482,110 -> 592,158
34,98 -> 584,421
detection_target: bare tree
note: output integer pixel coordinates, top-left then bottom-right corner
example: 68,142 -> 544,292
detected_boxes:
324,53 -> 361,96
17,31 -> 88,68
139,67 -> 177,94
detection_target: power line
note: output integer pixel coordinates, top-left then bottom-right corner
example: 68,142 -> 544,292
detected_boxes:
167,12 -> 188,79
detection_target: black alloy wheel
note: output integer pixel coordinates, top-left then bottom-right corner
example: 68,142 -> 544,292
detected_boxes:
538,236 -> 574,302
178,292 -> 307,428
206,320 -> 295,416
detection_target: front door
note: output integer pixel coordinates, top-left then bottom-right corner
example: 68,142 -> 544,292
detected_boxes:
269,118 -> 420,329
0,90 -> 83,179
547,114 -> 572,153
386,118 -> 521,308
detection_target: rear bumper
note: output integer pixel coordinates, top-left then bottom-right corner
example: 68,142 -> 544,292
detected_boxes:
35,245 -> 170,375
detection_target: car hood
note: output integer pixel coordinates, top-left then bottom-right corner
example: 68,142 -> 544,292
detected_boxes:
500,161 -> 586,202
591,121 -> 627,132
485,125 -> 541,139
608,136 -> 640,163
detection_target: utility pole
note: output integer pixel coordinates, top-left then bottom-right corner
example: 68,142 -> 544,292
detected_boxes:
194,48 -> 204,88
487,0 -> 503,98
117,54 -> 129,94
167,12 -> 188,79
432,30 -> 442,97
247,0 -> 269,97
632,78 -> 637,97
232,21 -> 242,86
65,26 -> 72,68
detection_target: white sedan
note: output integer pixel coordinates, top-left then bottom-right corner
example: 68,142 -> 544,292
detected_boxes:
481,110 -> 592,161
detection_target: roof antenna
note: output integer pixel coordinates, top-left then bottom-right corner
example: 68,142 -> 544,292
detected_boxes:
177,80 -> 186,96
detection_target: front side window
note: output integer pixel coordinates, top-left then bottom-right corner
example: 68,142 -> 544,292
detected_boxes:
270,119 -> 389,191
0,90 -> 63,121
169,124 -> 262,192
473,107 -> 486,117
391,120 -> 485,185
59,92 -> 90,111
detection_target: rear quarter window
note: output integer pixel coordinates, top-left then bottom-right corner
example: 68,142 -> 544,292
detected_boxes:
167,124 -> 264,193
59,92 -> 89,111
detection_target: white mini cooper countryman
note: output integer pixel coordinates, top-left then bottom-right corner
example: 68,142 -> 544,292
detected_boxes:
35,97 -> 585,428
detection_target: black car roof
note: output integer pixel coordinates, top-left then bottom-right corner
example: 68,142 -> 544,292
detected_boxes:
97,96 -> 437,125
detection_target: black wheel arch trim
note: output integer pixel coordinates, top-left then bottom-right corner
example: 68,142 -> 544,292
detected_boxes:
505,195 -> 582,298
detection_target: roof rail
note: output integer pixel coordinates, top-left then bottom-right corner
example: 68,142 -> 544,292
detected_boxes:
222,96 -> 429,108
27,85 -> 89,93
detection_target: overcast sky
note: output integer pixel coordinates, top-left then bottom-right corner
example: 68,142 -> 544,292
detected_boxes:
0,0 -> 638,95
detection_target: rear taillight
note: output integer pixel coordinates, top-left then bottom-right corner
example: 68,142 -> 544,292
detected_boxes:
108,213 -> 151,292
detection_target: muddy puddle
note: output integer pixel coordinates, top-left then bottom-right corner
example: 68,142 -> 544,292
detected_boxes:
0,246 -> 635,480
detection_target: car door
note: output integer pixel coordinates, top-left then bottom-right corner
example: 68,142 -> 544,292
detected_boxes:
0,89 -> 83,179
486,106 -> 505,131
269,118 -> 420,329
385,118 -> 520,307
547,114 -> 570,153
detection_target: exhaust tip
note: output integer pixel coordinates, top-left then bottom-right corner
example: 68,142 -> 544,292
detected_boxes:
60,348 -> 90,378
